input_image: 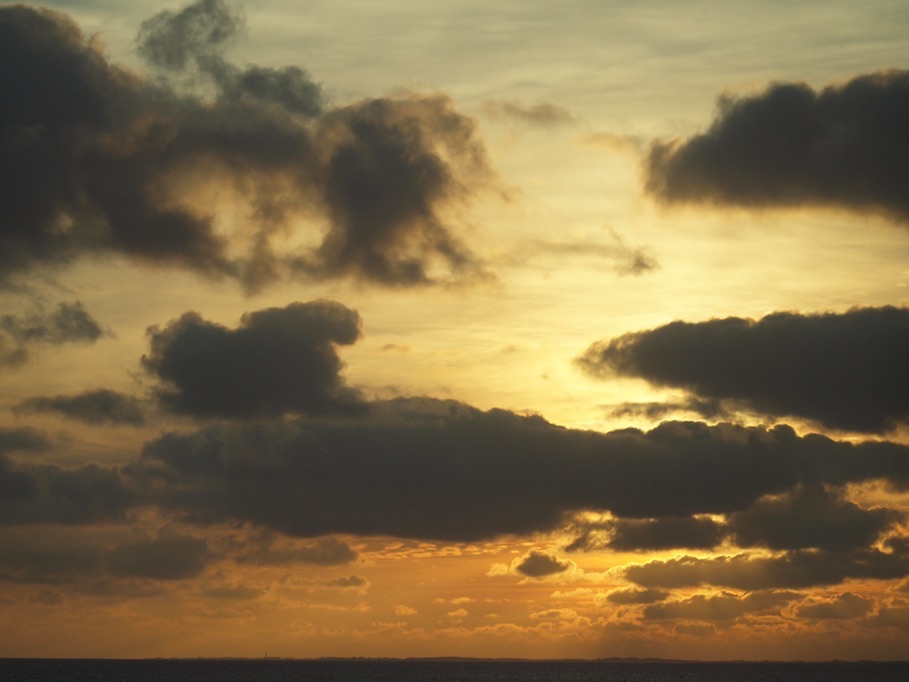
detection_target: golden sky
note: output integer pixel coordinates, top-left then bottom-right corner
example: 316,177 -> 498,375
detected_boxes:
3,0 -> 909,660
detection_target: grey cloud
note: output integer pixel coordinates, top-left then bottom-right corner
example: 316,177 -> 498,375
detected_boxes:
1,3 -> 492,291
296,95 -> 493,286
142,300 -> 364,418
0,427 -> 51,456
0,302 -> 105,368
796,592 -> 874,620
645,70 -> 909,225
137,0 -> 323,118
578,307 -> 909,433
514,550 -> 572,578
14,389 -> 146,426
130,402 -> 909,542
136,0 -> 243,72
482,100 -> 575,128
643,590 -> 799,621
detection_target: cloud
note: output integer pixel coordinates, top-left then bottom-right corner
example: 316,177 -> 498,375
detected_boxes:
0,457 -> 133,526
604,588 -> 670,605
624,541 -> 909,590
513,550 -> 573,578
0,428 -> 50,456
642,590 -> 799,621
796,592 -> 874,620
645,69 -> 909,225
727,484 -> 902,552
0,525 -> 209,583
128,401 -> 909,542
107,528 -> 209,580
229,534 -> 359,566
137,0 -> 323,118
14,389 -> 146,426
606,397 -> 732,422
0,2 -> 494,291
578,306 -> 909,433
578,516 -> 726,552
142,300 -> 364,418
482,100 -> 575,128
1,302 -> 106,368
294,95 -> 494,286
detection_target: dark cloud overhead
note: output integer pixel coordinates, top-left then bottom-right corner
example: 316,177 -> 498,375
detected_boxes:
14,389 -> 146,426
142,300 -> 364,418
578,306 -> 909,433
645,69 -> 909,224
0,2 -> 493,290
642,590 -> 799,622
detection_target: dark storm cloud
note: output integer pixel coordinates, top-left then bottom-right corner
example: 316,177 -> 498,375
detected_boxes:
642,590 -> 799,622
578,306 -> 909,433
0,2 -> 492,290
513,550 -> 572,578
0,302 -> 105,368
645,70 -> 909,224
624,539 -> 909,590
14,389 -> 146,426
142,300 -> 364,418
129,400 -> 909,542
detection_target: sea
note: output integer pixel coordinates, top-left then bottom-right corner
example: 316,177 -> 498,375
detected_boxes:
2,659 -> 908,682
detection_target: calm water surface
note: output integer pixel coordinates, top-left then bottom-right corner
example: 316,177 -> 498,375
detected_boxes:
2,659 -> 908,682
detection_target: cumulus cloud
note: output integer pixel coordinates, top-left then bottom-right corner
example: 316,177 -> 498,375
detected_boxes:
513,550 -> 573,578
645,69 -> 909,225
0,2 -> 494,291
604,587 -> 670,605
727,484 -> 903,552
126,402 -> 909,543
142,300 -> 364,418
1,302 -> 105,368
14,389 -> 146,426
578,306 -> 909,433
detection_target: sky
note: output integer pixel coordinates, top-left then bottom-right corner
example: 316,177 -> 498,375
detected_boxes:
2,0 -> 909,661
